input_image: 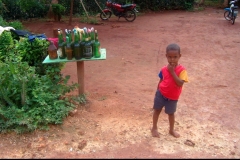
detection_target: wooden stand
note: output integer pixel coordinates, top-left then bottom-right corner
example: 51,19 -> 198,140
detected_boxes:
43,48 -> 106,95
77,61 -> 84,95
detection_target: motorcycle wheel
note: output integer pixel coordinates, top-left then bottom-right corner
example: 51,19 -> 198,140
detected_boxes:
231,15 -> 236,24
224,11 -> 231,21
100,11 -> 112,20
124,10 -> 136,22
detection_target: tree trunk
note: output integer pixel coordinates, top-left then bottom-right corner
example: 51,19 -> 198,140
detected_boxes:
69,0 -> 73,25
199,0 -> 205,5
47,5 -> 54,20
50,0 -> 58,21
223,0 -> 229,7
51,0 -> 58,4
58,14 -> 61,21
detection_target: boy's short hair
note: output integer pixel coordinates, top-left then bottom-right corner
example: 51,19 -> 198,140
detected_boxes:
166,43 -> 180,54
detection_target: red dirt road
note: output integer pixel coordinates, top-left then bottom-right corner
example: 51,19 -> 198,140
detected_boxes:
0,7 -> 240,158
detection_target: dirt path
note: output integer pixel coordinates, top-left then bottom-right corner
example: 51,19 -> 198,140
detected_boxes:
0,7 -> 240,158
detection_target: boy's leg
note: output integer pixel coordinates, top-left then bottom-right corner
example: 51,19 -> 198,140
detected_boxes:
151,90 -> 164,138
151,109 -> 162,137
168,113 -> 180,138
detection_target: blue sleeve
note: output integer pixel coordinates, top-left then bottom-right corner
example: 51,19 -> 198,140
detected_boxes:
158,71 -> 163,79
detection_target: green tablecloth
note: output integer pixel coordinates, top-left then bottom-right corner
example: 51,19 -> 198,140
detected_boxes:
43,48 -> 106,63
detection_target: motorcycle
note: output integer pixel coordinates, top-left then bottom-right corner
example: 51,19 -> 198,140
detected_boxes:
224,0 -> 239,24
100,0 -> 138,22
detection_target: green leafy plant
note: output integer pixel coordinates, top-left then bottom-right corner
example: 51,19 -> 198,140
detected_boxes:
52,3 -> 66,15
80,13 -> 100,25
15,37 -> 65,77
204,0 -> 225,7
17,37 -> 48,66
0,32 -> 85,134
0,15 -> 8,26
51,3 -> 66,21
8,20 -> 23,30
0,15 -> 23,30
197,7 -> 205,11
0,58 -> 79,133
89,17 -> 99,25
185,1 -> 194,11
0,30 -> 15,62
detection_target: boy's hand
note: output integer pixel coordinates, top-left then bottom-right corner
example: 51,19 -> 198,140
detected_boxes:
167,64 -> 176,74
167,64 -> 184,86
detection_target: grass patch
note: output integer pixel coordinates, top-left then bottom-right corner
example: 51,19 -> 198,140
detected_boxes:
193,6 -> 205,11
98,96 -> 107,101
203,0 -> 226,8
80,14 -> 100,25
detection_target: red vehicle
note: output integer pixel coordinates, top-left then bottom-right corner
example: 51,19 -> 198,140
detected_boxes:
100,0 -> 138,22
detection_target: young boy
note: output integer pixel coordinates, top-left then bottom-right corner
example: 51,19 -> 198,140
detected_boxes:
151,43 -> 188,138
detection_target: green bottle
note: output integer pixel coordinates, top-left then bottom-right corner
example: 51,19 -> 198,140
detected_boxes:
74,30 -> 81,60
78,30 -> 83,59
68,29 -> 74,58
80,31 -> 86,59
58,29 -> 66,59
93,30 -> 101,58
90,27 -> 95,57
66,36 -> 73,60
84,37 -> 92,59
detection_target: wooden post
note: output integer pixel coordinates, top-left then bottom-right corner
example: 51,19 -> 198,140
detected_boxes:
77,61 -> 84,95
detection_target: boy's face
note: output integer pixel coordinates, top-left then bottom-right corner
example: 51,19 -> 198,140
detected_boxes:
165,50 -> 181,67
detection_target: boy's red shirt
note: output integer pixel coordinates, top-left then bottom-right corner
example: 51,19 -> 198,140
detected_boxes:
158,64 -> 188,100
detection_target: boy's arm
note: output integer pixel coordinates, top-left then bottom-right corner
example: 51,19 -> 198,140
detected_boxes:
167,64 -> 184,87
171,72 -> 184,86
157,79 -> 163,89
157,71 -> 163,89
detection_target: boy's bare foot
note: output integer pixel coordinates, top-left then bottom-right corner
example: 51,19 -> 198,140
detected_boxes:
169,130 -> 180,138
151,129 -> 160,138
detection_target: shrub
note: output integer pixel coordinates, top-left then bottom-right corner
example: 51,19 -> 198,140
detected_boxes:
0,28 -> 82,134
0,15 -> 23,29
0,15 -> 8,26
8,20 -> 23,30
0,59 -> 79,133
0,30 -> 15,62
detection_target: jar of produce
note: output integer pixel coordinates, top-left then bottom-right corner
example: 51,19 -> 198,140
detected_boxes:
48,41 -> 58,59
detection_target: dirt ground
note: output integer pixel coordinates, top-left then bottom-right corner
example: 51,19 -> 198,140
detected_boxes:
0,7 -> 240,158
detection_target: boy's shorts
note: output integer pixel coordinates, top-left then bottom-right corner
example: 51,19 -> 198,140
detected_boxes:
153,90 -> 178,114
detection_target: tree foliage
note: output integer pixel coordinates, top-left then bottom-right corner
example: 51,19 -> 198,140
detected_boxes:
1,0 -> 197,20
1,0 -> 50,20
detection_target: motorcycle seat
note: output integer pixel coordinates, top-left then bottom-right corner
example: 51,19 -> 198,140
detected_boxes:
121,4 -> 133,9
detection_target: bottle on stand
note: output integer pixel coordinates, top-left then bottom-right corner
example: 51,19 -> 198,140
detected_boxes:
78,30 -> 83,59
68,29 -> 74,58
90,27 -> 95,58
66,36 -> 73,60
57,29 -> 66,59
79,30 -> 84,59
93,30 -> 101,58
84,36 -> 92,59
74,29 -> 81,60
80,30 -> 86,58
71,29 -> 76,58
65,29 -> 73,60
48,40 -> 58,60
